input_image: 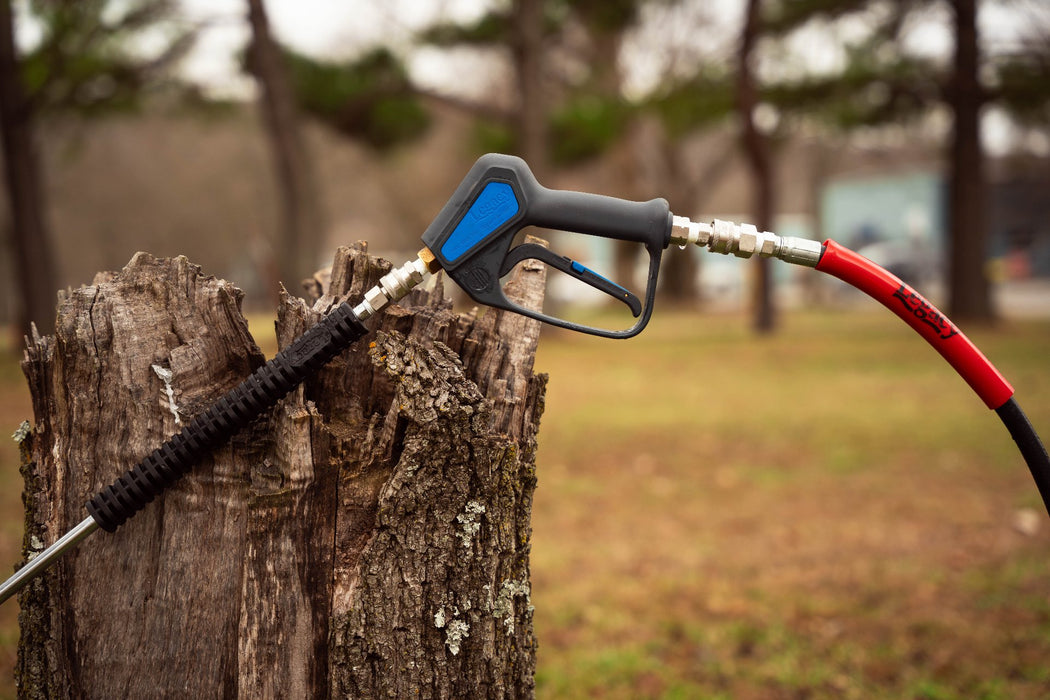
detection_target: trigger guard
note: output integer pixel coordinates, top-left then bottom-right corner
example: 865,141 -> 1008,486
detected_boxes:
498,243 -> 642,317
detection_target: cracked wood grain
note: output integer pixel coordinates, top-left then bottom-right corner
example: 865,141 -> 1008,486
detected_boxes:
17,244 -> 546,699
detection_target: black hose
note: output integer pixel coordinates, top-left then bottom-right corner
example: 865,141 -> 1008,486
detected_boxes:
996,397 -> 1050,517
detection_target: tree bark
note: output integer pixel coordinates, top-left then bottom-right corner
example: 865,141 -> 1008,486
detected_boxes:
246,0 -> 324,297
16,244 -> 545,698
946,0 -> 993,321
737,0 -> 776,334
0,0 -> 59,336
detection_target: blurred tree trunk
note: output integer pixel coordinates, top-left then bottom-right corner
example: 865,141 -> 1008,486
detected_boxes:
17,246 -> 545,697
653,136 -> 700,303
511,0 -> 547,175
946,0 -> 992,322
636,119 -> 737,305
737,0 -> 776,334
0,1 -> 58,336
246,0 -> 323,297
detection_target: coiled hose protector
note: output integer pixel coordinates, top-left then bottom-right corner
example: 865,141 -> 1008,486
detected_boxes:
86,302 -> 367,531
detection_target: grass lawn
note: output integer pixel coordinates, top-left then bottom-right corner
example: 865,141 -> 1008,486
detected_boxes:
0,308 -> 1047,698
530,309 -> 1050,699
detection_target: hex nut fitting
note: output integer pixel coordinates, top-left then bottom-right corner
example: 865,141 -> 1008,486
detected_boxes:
670,216 -> 712,247
737,223 -> 759,257
759,234 -> 778,257
363,287 -> 388,311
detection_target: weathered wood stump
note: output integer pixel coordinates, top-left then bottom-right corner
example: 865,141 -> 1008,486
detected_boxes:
16,243 -> 546,698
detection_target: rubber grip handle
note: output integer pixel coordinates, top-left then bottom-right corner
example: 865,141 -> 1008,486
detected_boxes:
529,188 -> 672,245
86,302 -> 368,532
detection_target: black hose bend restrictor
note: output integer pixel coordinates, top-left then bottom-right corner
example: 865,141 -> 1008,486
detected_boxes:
86,302 -> 368,532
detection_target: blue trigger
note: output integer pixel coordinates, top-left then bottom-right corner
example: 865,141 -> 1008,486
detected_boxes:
441,182 -> 520,262
570,260 -> 629,294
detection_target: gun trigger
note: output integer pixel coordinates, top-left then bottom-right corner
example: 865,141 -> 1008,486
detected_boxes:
500,243 -> 642,317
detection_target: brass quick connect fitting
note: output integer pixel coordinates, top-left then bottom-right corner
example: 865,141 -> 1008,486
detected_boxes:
418,246 -> 442,274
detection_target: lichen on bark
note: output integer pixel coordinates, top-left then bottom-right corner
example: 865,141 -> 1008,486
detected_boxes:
329,330 -> 539,698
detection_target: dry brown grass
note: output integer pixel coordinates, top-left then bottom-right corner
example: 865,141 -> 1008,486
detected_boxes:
530,310 -> 1050,698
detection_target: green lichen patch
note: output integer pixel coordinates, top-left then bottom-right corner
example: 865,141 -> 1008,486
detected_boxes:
494,578 -> 534,635
456,500 -> 486,548
11,421 -> 31,444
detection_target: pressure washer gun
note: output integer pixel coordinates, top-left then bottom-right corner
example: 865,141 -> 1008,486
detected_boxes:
1,153 -> 1047,604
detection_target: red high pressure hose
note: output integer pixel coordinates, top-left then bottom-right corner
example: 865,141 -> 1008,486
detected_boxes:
816,239 -> 1050,514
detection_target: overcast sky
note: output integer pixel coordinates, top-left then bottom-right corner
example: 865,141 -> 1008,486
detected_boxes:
15,0 -> 1038,98
180,2 -> 1039,90
177,0 -> 494,97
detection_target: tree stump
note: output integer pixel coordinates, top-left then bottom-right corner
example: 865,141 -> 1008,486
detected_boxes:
15,243 -> 547,698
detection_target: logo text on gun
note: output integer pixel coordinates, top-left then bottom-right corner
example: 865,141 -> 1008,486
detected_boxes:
471,188 -> 513,223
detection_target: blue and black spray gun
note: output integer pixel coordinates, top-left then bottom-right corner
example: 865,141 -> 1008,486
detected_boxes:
1,153 -> 1047,604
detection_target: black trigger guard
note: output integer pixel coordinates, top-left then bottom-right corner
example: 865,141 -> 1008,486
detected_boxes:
499,243 -> 643,317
